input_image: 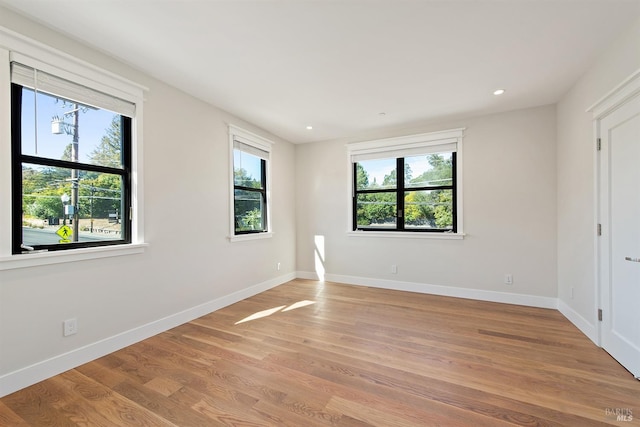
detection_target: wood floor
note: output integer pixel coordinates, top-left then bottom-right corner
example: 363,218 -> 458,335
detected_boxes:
1,279 -> 639,426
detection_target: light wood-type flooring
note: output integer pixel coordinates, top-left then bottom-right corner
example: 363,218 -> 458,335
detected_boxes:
1,279 -> 639,426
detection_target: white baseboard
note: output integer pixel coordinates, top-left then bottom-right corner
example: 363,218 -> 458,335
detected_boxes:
297,271 -> 558,309
0,272 -> 295,398
557,298 -> 599,345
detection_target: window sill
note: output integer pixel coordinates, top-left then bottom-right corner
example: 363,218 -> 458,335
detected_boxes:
229,232 -> 273,243
0,243 -> 148,270
347,231 -> 465,240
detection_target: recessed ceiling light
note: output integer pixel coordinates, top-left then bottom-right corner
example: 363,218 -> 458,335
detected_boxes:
306,125 -> 313,130
493,89 -> 505,96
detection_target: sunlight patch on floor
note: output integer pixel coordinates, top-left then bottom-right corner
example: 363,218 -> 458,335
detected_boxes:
282,300 -> 316,312
235,300 -> 317,324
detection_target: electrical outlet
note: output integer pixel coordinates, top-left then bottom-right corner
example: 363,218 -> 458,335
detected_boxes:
571,287 -> 575,299
504,274 -> 513,285
63,318 -> 78,336
391,264 -> 398,274
277,262 -> 281,271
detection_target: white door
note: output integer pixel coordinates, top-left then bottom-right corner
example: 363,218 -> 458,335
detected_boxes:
599,92 -> 640,379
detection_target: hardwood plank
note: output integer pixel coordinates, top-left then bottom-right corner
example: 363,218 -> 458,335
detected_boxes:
0,400 -> 30,427
2,279 -> 639,426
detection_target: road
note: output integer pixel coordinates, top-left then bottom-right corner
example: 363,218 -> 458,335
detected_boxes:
23,227 -> 118,245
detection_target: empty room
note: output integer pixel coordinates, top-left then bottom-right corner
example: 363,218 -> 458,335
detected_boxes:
0,1 -> 639,426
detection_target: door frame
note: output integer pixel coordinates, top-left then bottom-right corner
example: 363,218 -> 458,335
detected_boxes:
588,68 -> 640,347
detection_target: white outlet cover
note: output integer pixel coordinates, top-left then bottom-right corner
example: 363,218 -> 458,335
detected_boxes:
63,318 -> 78,336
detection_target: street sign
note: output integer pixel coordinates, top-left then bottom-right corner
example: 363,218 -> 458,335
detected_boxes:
56,225 -> 73,243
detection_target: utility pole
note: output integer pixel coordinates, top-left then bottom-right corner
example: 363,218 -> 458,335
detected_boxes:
52,103 -> 84,242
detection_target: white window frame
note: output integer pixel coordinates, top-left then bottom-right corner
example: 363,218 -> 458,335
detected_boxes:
228,124 -> 273,242
346,128 -> 465,240
0,26 -> 147,270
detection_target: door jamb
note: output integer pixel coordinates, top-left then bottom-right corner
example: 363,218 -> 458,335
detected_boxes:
587,68 -> 640,347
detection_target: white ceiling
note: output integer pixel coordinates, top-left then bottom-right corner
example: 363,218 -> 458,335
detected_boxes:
2,0 -> 640,144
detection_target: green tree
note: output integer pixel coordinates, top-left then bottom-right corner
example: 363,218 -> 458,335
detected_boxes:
22,166 -> 70,219
70,115 -> 125,220
433,190 -> 453,228
407,154 -> 453,228
234,166 -> 264,231
61,143 -> 72,161
234,167 -> 261,189
355,163 -> 369,189
89,116 -> 122,168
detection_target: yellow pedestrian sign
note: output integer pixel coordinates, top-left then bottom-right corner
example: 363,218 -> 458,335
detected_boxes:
56,225 -> 73,243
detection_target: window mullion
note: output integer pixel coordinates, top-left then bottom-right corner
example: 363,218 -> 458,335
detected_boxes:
261,158 -> 267,230
397,157 -> 405,231
11,83 -> 23,254
452,152 -> 457,233
352,162 -> 357,231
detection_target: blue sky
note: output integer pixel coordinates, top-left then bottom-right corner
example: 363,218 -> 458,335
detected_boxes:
20,88 -> 117,165
362,156 -> 432,185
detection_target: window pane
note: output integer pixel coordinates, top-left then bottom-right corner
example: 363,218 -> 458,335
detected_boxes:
20,88 -> 124,169
234,149 -> 264,189
234,189 -> 265,232
356,192 -> 397,228
405,190 -> 453,229
22,163 -> 125,246
405,153 -> 453,188
355,158 -> 397,190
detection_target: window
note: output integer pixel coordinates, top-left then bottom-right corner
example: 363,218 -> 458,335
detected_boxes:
348,129 -> 464,236
229,125 -> 273,240
10,63 -> 134,253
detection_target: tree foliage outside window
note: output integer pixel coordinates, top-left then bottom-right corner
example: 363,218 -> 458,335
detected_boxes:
21,115 -> 125,224
233,149 -> 267,233
13,83 -> 131,252
21,116 -> 125,225
354,153 -> 455,231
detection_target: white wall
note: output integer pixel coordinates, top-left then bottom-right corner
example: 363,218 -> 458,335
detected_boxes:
296,105 -> 558,305
556,16 -> 640,342
2,3 -> 638,398
0,7 -> 296,395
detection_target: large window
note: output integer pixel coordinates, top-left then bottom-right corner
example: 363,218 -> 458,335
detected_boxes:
229,125 -> 273,240
10,63 -> 134,253
349,129 -> 464,236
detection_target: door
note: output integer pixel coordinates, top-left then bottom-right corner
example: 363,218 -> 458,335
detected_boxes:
599,92 -> 640,379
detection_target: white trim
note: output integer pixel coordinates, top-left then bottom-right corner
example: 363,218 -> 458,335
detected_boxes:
587,68 -> 640,119
347,128 -> 465,155
296,271 -> 557,309
228,124 -> 274,240
228,232 -> 273,242
0,47 -> 11,261
346,231 -> 464,240
0,243 -> 148,270
0,272 -> 296,397
228,124 -> 274,152
0,24 -> 146,262
0,26 -> 147,96
346,128 -> 465,236
557,299 -> 599,345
